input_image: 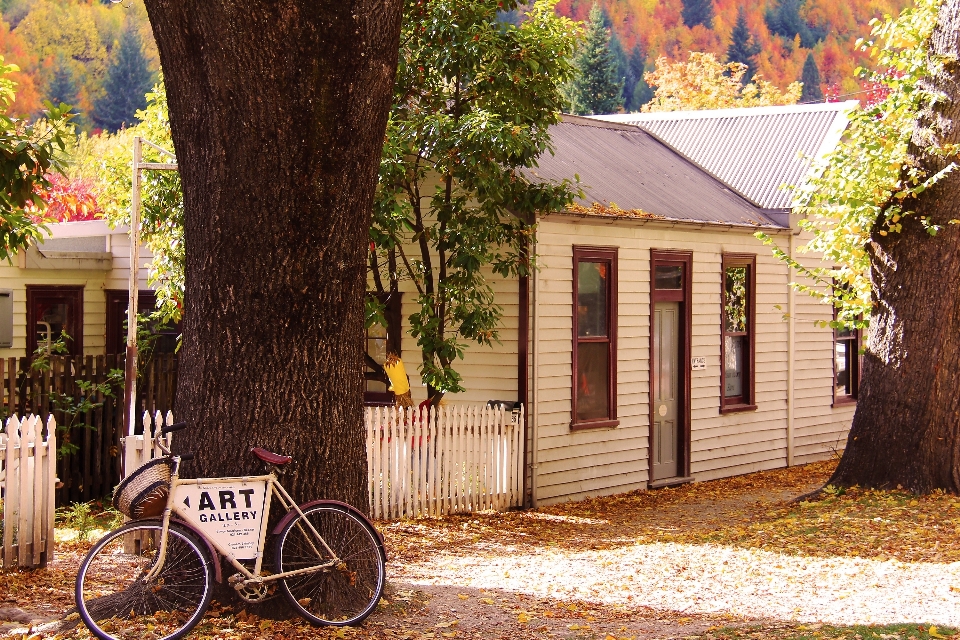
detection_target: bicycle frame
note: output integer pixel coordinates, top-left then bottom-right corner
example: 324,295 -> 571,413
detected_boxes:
144,450 -> 338,589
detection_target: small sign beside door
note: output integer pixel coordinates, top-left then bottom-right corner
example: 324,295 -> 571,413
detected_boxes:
691,356 -> 706,371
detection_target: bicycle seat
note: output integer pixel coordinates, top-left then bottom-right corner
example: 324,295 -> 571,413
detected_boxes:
251,447 -> 293,466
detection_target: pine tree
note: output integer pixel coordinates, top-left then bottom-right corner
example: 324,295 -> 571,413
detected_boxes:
94,23 -> 153,132
47,56 -> 78,107
607,30 -> 630,107
765,0 -> 825,49
681,0 -> 714,29
624,44 -> 649,111
567,3 -> 624,115
726,7 -> 761,83
800,52 -> 824,102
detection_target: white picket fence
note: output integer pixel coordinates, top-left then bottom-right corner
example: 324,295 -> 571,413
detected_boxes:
366,405 -> 524,519
122,411 -> 174,478
0,415 -> 57,568
118,406 -> 525,521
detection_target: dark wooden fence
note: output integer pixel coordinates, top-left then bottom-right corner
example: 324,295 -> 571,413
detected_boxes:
0,354 -> 177,505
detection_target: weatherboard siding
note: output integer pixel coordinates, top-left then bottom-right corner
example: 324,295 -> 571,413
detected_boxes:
526,216 -> 851,505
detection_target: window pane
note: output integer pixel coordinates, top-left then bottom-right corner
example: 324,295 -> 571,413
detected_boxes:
577,261 -> 607,337
836,340 -> 851,395
724,335 -> 746,398
655,265 -> 682,290
724,266 -> 748,333
577,341 -> 609,421
35,302 -> 70,352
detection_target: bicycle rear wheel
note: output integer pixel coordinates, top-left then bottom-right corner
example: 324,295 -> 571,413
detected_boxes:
275,503 -> 385,626
75,520 -> 214,640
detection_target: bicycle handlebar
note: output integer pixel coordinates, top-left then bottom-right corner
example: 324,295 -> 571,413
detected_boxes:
162,421 -> 188,434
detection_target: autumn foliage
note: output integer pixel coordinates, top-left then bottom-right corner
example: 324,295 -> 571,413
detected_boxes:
555,0 -> 912,96
36,173 -> 102,222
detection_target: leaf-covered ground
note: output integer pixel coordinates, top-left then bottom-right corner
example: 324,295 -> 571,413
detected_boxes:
3,459 -> 960,639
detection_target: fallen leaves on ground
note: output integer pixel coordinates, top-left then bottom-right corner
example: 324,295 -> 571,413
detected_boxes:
4,459 -> 960,639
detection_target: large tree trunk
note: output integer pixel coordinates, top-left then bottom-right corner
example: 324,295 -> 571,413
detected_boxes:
142,1 -> 403,508
830,0 -> 960,493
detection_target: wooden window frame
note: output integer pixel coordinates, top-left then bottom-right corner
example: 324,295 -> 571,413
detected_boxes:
365,292 -> 403,406
832,289 -> 861,406
26,285 -> 84,357
720,254 -> 757,413
571,246 -> 618,430
649,249 -> 693,482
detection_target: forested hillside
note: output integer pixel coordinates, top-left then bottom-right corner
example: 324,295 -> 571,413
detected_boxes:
0,0 -> 157,127
0,0 -> 913,121
555,0 -> 912,104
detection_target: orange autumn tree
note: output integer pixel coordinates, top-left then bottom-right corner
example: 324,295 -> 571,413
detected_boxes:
37,173 -> 102,222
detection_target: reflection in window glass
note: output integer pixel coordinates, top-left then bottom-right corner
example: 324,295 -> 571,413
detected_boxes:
366,323 -> 388,393
655,265 -> 682,290
577,342 -> 609,421
724,267 -> 747,332
35,302 -> 69,353
724,335 -> 745,397
835,340 -> 852,396
578,261 -> 607,337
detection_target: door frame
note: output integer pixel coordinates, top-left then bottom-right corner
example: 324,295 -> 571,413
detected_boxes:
648,250 -> 692,485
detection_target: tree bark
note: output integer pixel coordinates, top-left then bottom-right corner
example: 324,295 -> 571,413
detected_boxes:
830,0 -> 960,493
142,0 -> 403,508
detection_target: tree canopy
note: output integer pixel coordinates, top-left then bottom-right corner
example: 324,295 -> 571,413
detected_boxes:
760,0 -> 943,328
566,3 -> 623,116
372,0 -> 579,402
680,0 -> 714,29
94,22 -> 153,132
643,51 -> 801,112
0,56 -> 72,261
800,52 -> 824,102
726,7 -> 761,83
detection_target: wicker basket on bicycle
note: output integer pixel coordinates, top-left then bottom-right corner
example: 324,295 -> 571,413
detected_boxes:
113,458 -> 175,519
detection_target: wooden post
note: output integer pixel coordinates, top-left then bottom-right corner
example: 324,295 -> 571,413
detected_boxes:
124,136 -> 143,438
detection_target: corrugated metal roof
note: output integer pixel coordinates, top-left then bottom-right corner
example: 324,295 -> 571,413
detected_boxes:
527,116 -> 783,228
592,101 -> 857,209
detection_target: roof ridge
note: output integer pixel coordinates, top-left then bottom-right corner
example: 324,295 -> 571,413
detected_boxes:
592,100 -> 859,122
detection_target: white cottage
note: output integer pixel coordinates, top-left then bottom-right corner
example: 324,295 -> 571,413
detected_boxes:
370,103 -> 861,505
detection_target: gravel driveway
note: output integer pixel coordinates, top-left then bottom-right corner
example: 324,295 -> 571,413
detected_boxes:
397,541 -> 960,626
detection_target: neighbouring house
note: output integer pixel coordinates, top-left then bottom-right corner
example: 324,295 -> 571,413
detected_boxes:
368,102 -> 861,505
0,219 -> 177,359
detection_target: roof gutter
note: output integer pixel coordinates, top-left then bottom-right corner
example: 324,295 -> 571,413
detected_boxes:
542,211 -> 791,234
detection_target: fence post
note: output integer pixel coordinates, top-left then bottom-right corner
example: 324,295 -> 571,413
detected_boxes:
2,415 -> 19,567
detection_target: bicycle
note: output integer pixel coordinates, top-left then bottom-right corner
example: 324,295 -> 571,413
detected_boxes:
75,421 -> 386,640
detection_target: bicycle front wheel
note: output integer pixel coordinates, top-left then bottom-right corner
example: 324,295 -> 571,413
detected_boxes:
275,504 -> 386,626
75,520 -> 214,640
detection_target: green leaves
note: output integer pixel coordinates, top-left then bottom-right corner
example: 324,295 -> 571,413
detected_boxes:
372,0 -> 579,400
775,0 -> 946,329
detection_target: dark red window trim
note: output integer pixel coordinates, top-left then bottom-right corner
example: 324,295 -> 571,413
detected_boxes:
720,253 -> 757,413
105,289 -> 157,355
832,282 -> 861,406
571,246 -> 618,430
26,285 -> 84,357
